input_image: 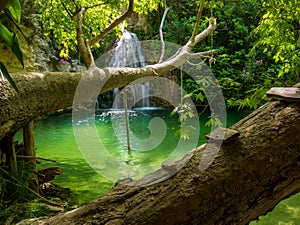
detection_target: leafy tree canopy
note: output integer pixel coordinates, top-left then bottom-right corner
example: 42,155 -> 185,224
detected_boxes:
36,0 -> 299,80
37,0 -> 163,59
252,0 -> 300,79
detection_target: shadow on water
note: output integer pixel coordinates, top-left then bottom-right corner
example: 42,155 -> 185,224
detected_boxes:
15,109 -> 250,205
28,109 -> 300,225
40,158 -> 114,205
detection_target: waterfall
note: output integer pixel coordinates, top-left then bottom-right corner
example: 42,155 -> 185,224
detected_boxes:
109,30 -> 150,109
141,82 -> 150,107
109,30 -> 147,68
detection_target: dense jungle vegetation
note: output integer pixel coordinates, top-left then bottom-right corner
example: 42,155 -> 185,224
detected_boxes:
35,0 -> 299,110
144,0 -> 299,110
0,0 -> 299,223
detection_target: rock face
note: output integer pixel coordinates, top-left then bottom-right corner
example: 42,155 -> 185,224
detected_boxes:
127,12 -> 149,33
0,1 -> 83,73
0,11 -> 54,72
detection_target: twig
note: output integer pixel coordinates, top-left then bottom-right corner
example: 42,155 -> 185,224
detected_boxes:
159,7 -> 169,63
190,0 -> 205,45
60,0 -> 73,18
187,50 -> 216,60
85,3 -> 106,10
0,167 -> 61,207
27,185 -> 62,207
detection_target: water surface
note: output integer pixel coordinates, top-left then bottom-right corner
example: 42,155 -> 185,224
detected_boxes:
19,109 -> 247,204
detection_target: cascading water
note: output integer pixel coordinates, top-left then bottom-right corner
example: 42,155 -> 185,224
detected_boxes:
109,30 -> 150,109
110,30 -> 147,68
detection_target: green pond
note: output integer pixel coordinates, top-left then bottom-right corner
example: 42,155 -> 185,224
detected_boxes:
16,108 -> 300,224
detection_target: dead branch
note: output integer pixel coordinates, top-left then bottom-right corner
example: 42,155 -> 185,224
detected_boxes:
190,0 -> 205,45
159,6 -> 169,63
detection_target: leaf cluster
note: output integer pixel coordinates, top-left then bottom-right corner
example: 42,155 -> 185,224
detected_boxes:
156,0 -> 298,110
37,0 -> 163,60
252,0 -> 300,78
0,0 -> 24,92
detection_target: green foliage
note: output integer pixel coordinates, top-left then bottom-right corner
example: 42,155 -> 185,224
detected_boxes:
251,0 -> 300,78
0,0 -> 23,92
205,113 -> 223,127
0,23 -> 23,67
0,61 -> 19,91
0,156 -> 77,224
171,102 -> 197,140
37,0 -> 163,59
0,199 -> 56,224
158,0 -> 298,110
36,0 -> 299,109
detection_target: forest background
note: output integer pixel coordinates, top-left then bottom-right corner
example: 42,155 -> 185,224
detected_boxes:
34,0 -> 300,110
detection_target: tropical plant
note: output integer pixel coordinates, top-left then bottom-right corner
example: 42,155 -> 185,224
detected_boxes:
160,0 -> 299,110
251,0 -> 300,79
0,0 -> 24,92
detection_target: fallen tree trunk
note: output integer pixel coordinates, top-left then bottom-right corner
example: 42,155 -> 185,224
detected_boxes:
0,45 -> 216,140
0,65 -> 175,139
0,17 -> 217,140
40,99 -> 300,225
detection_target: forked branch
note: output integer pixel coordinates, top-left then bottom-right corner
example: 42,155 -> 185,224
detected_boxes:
189,0 -> 205,45
88,0 -> 134,46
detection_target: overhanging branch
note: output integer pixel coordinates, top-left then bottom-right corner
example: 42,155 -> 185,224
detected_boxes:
88,0 -> 134,47
189,0 -> 205,45
186,17 -> 217,50
159,6 -> 169,63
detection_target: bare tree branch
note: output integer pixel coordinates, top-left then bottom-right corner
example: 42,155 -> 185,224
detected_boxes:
159,6 -> 169,63
60,0 -> 73,18
188,50 -> 216,59
85,3 -> 106,10
75,8 -> 95,67
88,0 -> 134,47
189,0 -> 205,45
186,17 -> 217,50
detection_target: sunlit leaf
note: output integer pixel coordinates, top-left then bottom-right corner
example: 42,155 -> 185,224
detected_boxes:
4,8 -> 26,38
0,24 -> 24,67
4,0 -> 21,23
0,61 -> 19,92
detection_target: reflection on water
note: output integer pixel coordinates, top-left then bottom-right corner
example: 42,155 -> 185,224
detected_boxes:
15,109 -> 248,204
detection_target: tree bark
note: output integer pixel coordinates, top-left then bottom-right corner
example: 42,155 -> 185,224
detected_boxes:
0,0 -> 9,11
39,99 -> 300,225
0,11 -> 216,139
0,47 -> 216,140
0,136 -> 18,176
23,120 -> 39,191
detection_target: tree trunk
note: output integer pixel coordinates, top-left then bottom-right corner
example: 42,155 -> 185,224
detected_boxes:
23,120 -> 39,192
40,99 -> 300,225
0,16 -> 216,139
0,46 -> 214,140
0,136 -> 18,177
